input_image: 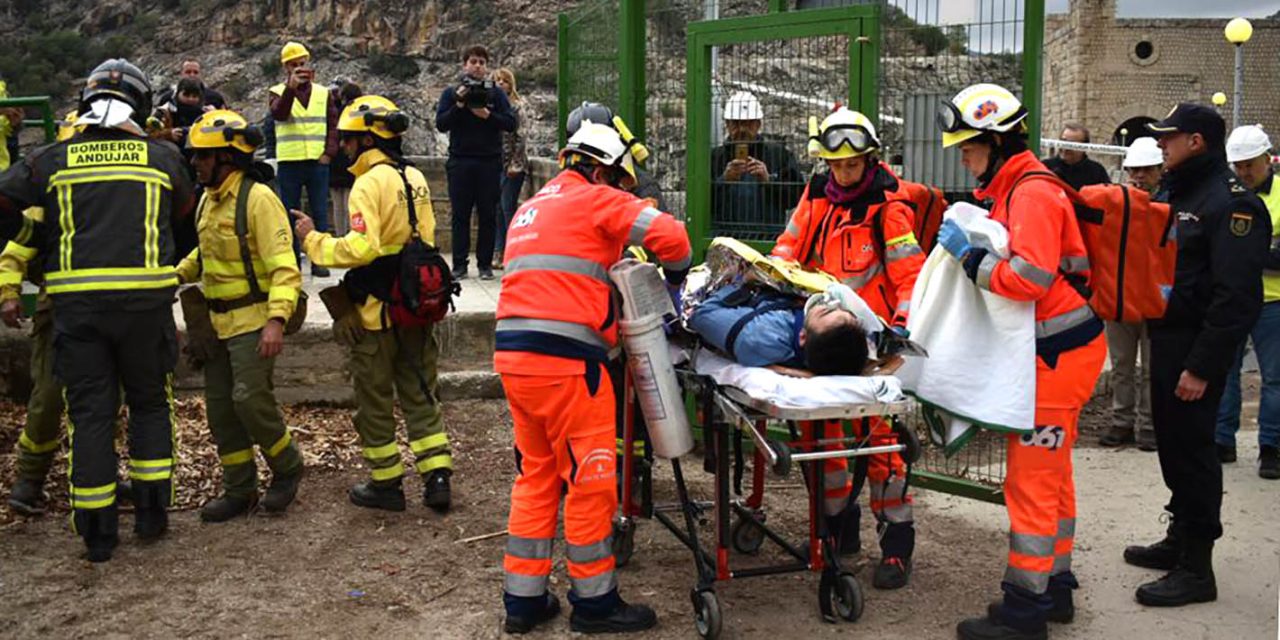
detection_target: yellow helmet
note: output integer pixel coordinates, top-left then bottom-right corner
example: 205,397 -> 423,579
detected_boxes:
338,95 -> 409,140
57,109 -> 83,142
280,41 -> 310,65
186,109 -> 263,154
937,83 -> 1028,148
808,107 -> 881,160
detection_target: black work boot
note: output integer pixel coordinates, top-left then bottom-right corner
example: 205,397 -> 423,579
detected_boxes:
1217,443 -> 1237,463
1136,541 -> 1217,607
873,521 -> 915,589
1136,429 -> 1157,452
349,480 -> 406,512
132,482 -> 169,541
1124,519 -> 1181,571
956,613 -> 1047,640
7,477 -> 47,516
570,601 -> 657,634
75,508 -> 120,563
1099,425 -> 1135,447
504,592 -> 561,634
423,469 -> 452,513
261,468 -> 304,514
200,494 -> 258,523
1259,445 -> 1280,480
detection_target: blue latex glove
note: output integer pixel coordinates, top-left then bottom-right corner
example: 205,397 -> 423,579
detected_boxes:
937,219 -> 971,259
888,325 -> 910,340
667,283 -> 683,317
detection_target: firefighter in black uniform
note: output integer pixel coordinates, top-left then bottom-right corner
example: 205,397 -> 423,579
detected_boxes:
0,59 -> 195,562
1124,104 -> 1270,607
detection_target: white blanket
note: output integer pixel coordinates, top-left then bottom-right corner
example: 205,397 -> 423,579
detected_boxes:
692,348 -> 904,410
895,203 -> 1036,454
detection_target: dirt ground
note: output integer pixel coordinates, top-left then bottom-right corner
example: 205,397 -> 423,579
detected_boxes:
0,379 -> 1277,639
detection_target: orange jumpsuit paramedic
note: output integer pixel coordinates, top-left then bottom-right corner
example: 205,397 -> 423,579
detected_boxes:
496,121 -> 692,635
937,84 -> 1107,640
771,107 -> 924,591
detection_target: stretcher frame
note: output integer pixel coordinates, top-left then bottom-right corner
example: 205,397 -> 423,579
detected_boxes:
615,365 -> 915,640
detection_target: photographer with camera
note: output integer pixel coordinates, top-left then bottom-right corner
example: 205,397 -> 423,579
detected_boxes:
269,41 -> 340,277
435,44 -> 516,281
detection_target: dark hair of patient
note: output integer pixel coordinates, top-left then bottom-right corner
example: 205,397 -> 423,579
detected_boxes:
803,323 -> 870,376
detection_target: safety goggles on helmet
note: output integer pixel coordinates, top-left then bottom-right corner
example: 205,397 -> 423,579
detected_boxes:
811,124 -> 878,154
935,101 -> 965,134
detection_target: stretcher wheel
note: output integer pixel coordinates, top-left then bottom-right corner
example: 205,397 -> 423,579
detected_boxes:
612,518 -> 636,568
771,442 -> 792,477
892,419 -> 922,464
833,572 -> 864,622
730,512 -> 766,555
692,589 -> 722,639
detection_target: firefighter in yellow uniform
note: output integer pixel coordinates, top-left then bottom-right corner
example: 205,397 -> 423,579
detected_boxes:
175,109 -> 306,521
0,115 -> 81,515
292,95 -> 453,513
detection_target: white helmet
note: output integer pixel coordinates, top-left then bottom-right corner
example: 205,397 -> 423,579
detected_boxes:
808,107 -> 881,160
1122,137 -> 1163,168
724,91 -> 763,121
559,121 -> 637,188
936,83 -> 1028,148
1226,125 -> 1272,163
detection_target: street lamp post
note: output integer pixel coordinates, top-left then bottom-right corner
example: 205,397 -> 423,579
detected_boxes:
1224,17 -> 1253,130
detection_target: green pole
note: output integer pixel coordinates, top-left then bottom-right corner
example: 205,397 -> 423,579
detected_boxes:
1021,0 -> 1045,149
557,12 -> 570,148
619,0 -> 647,140
768,0 -> 789,12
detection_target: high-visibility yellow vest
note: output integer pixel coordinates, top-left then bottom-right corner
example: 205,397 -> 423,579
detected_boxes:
1260,178 -> 1280,303
270,83 -> 328,162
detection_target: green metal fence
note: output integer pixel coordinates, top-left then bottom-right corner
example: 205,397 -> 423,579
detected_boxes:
558,0 -> 623,148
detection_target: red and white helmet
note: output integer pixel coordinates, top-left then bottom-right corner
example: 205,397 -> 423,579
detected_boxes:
936,83 -> 1028,148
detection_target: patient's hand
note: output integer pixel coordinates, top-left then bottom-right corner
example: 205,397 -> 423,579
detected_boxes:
766,365 -> 814,378
863,355 -> 905,376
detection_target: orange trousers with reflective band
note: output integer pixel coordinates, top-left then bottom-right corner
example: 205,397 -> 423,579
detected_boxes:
1003,334 -> 1106,594
801,417 -> 912,521
501,372 -> 619,601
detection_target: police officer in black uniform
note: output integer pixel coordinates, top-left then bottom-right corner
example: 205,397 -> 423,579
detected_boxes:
1124,104 -> 1270,607
0,59 -> 195,562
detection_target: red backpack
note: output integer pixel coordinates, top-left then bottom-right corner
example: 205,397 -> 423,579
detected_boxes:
1008,172 -> 1177,323
897,179 -> 948,254
387,166 -> 460,326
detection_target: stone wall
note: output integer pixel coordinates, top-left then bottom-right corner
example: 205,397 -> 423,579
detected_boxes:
1043,0 -> 1280,148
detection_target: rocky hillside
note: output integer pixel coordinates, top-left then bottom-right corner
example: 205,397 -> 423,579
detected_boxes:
0,0 -> 578,157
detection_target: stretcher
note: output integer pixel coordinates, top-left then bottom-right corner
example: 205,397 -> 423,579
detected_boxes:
614,355 -> 920,640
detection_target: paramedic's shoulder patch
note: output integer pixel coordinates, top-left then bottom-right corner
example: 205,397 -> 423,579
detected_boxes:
1229,211 -> 1254,237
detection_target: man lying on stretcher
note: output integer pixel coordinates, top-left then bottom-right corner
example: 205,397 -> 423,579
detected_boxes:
680,237 -> 917,377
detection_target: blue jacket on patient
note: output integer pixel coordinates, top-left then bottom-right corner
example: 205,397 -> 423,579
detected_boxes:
689,284 -> 806,368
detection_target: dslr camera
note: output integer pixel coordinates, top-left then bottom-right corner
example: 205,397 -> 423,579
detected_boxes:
460,76 -> 494,109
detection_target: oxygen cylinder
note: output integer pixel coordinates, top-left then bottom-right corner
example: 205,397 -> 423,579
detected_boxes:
609,260 -> 694,459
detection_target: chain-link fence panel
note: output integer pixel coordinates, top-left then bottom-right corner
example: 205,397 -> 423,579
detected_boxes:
558,0 -> 623,146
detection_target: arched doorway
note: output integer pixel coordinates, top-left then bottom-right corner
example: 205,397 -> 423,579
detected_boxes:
1112,116 -> 1157,147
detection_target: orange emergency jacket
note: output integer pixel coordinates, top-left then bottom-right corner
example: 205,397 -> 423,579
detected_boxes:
771,163 -> 924,326
971,151 -> 1097,341
494,170 -> 692,377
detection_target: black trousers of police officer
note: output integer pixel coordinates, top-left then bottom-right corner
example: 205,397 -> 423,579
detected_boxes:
54,303 -> 178,549
1149,327 -> 1225,549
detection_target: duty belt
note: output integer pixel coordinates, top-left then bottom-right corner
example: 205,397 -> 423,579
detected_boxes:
207,291 -> 269,314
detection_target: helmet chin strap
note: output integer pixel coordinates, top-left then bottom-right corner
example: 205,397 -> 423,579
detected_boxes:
976,133 -> 1010,187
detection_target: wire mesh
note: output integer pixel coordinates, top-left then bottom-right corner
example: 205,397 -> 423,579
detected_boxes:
645,1 -> 773,220
561,0 -> 623,140
903,401 -> 1007,489
878,0 -> 1027,196
704,35 -> 850,241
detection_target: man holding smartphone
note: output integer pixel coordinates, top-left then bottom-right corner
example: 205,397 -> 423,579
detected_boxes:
270,41 -> 339,277
711,91 -> 804,228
